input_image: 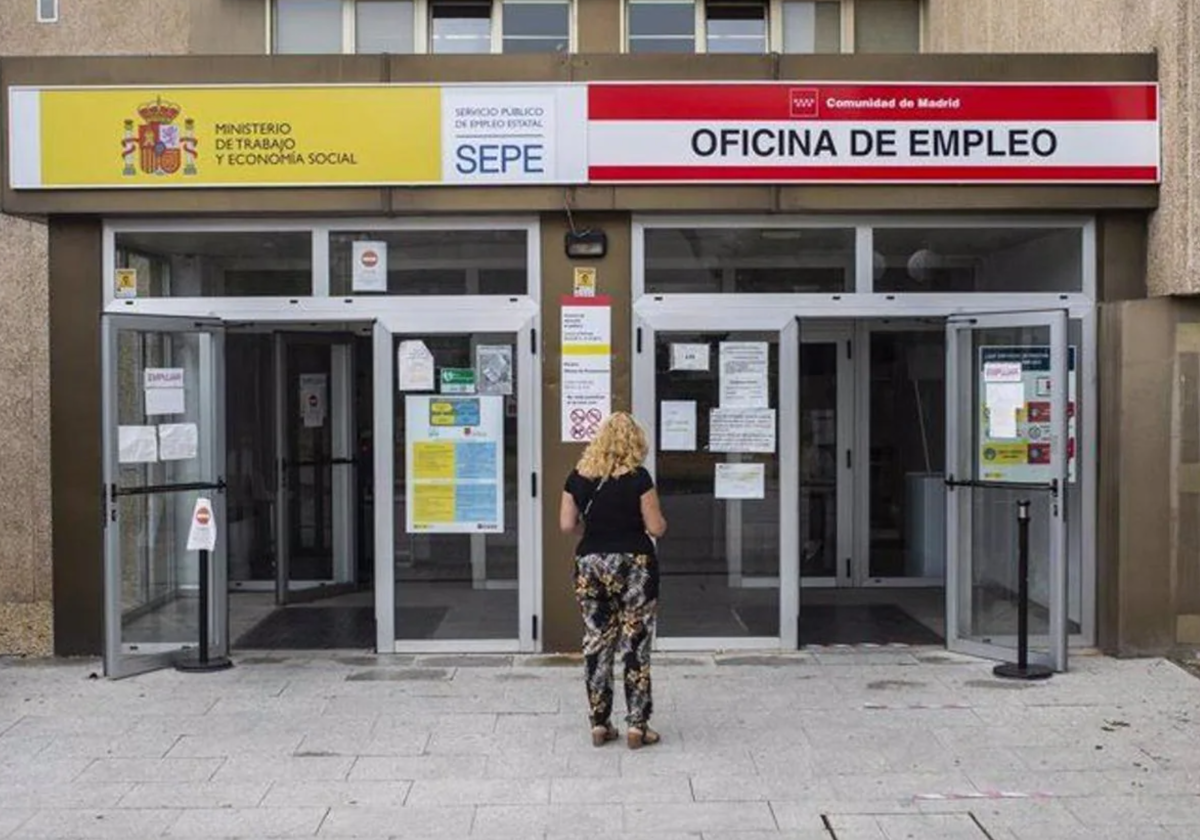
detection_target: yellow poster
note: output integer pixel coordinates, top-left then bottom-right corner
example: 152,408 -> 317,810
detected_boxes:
412,441 -> 455,480
114,267 -> 137,299
37,87 -> 441,187
412,484 -> 455,528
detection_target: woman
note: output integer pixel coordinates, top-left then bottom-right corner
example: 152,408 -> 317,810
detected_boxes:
560,411 -> 668,749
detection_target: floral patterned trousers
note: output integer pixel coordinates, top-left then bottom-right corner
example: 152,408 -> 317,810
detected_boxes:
574,552 -> 659,728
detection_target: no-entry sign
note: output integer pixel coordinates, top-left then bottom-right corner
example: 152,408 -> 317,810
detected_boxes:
187,497 -> 216,552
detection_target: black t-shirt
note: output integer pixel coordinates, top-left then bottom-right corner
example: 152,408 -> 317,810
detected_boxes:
565,467 -> 657,557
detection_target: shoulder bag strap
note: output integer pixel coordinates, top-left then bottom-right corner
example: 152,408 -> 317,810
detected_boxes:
580,475 -> 609,522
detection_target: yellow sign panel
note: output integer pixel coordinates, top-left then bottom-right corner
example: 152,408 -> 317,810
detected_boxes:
412,484 -> 455,528
411,442 -> 454,480
573,267 -> 597,296
114,267 -> 137,299
38,87 -> 441,187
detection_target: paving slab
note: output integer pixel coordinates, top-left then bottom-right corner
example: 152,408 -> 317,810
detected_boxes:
2,651 -> 1199,840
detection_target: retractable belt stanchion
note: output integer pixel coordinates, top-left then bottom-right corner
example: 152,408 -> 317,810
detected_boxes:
177,498 -> 233,673
994,499 -> 1052,681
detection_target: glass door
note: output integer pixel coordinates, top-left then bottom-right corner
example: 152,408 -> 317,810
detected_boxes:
636,318 -> 799,649
945,311 -> 1069,670
798,327 -> 853,587
102,315 -> 225,678
373,303 -> 538,651
275,334 -> 357,605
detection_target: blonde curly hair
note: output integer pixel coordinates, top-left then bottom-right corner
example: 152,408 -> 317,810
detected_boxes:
575,411 -> 648,479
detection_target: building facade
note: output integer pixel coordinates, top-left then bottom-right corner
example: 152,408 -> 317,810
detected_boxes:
0,0 -> 1193,672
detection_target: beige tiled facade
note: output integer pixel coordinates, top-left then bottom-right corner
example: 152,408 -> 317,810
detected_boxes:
927,0 -> 1196,297
0,0 -> 1191,657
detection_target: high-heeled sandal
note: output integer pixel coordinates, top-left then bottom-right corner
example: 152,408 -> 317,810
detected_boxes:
591,723 -> 619,747
626,726 -> 660,750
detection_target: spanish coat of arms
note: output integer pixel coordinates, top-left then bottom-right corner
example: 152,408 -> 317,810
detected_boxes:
122,97 -> 198,176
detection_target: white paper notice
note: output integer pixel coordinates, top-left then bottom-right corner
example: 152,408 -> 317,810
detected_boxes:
561,296 -> 612,442
145,387 -> 185,416
398,340 -> 435,392
709,408 -> 776,453
671,343 -> 710,372
144,367 -> 185,416
984,361 -> 1023,382
158,423 -> 199,461
118,425 -> 158,464
352,241 -> 388,293
719,342 -> 769,408
986,382 -> 1025,439
660,401 -> 697,451
299,374 -> 327,428
476,345 -> 514,396
714,462 -> 765,499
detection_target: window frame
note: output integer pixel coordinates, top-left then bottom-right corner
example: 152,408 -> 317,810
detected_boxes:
704,0 -> 770,55
623,0 -> 924,55
36,0 -> 59,24
269,0 -> 576,55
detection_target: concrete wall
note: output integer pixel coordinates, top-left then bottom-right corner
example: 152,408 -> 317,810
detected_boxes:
0,0 -> 264,56
0,215 -> 51,656
0,0 -> 206,656
927,0 -> 1191,296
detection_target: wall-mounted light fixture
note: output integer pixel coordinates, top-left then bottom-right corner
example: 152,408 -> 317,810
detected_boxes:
565,229 -> 607,259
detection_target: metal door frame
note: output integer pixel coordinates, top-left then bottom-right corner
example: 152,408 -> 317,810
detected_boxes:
373,300 -> 540,653
102,314 -> 225,679
274,332 -> 358,604
945,309 -> 1070,671
852,319 -> 948,588
797,321 -> 855,590
633,308 -> 801,651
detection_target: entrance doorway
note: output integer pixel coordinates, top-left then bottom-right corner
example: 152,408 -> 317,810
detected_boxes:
797,321 -> 947,647
635,298 -> 1079,668
224,328 -> 376,650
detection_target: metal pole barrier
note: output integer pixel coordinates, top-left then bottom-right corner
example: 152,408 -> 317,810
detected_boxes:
994,499 -> 1052,680
177,548 -> 233,673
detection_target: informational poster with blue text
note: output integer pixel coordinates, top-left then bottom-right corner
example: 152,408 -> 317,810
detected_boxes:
405,395 -> 505,533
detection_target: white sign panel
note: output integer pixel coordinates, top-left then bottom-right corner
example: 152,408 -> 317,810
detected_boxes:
405,395 -> 504,534
719,342 -> 769,408
714,463 -> 766,499
398,340 -> 435,392
352,240 -> 388,292
586,83 -> 1161,184
158,423 -> 199,461
561,295 -> 612,442
144,368 -> 186,416
670,343 -> 710,372
477,345 -> 514,396
299,373 -> 327,429
118,425 -> 158,464
186,497 -> 217,552
710,408 -> 776,454
7,83 -> 1158,190
660,400 -> 697,451
442,87 -> 586,184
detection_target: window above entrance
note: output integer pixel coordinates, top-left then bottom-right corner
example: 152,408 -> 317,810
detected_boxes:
115,231 -> 313,298
272,0 -> 573,54
637,221 -> 1092,298
644,227 -> 855,294
625,0 -> 921,54
329,229 -> 528,295
873,227 -> 1084,294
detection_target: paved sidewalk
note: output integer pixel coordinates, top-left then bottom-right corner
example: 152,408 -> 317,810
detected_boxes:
1,648 -> 1199,839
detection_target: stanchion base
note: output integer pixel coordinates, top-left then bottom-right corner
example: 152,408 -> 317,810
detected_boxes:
993,662 -> 1053,680
175,655 -> 234,673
